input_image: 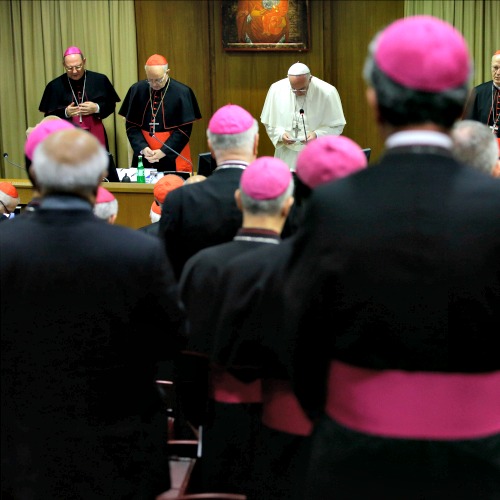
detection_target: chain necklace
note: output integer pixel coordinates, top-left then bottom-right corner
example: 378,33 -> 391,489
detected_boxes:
490,84 -> 500,134
149,78 -> 170,134
67,72 -> 87,123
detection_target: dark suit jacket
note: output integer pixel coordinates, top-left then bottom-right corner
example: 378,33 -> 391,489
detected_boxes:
282,148 -> 500,498
0,198 -> 183,499
177,230 -> 280,496
159,166 -> 245,279
138,221 -> 160,236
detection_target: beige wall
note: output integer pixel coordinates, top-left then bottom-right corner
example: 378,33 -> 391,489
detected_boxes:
134,0 -> 404,167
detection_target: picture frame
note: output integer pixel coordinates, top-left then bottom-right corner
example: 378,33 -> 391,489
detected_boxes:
221,0 -> 310,52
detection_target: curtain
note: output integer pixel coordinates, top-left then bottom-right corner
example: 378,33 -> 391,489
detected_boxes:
0,0 -> 137,178
404,0 -> 499,86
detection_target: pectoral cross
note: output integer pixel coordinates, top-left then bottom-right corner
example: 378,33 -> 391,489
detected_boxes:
149,121 -> 159,134
490,124 -> 498,134
293,121 -> 299,138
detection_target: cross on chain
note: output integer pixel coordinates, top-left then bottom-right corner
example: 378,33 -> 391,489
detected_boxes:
149,121 -> 159,135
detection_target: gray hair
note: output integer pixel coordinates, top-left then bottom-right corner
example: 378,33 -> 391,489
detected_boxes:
145,63 -> 168,71
239,176 -> 294,215
451,120 -> 499,175
206,119 -> 259,157
94,199 -> 119,220
150,207 -> 161,223
32,138 -> 108,195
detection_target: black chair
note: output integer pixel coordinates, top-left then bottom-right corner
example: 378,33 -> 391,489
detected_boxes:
362,148 -> 371,163
197,152 -> 217,177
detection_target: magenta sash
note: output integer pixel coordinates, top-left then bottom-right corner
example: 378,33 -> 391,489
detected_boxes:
262,379 -> 313,436
325,361 -> 500,439
73,115 -> 106,147
209,366 -> 262,404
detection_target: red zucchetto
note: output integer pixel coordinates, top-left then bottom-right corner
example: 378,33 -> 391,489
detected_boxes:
146,54 -> 168,66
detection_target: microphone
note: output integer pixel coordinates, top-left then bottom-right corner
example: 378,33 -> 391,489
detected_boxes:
3,153 -> 26,172
299,109 -> 308,143
148,133 -> 193,167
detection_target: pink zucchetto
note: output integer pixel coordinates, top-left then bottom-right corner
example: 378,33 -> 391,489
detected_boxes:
25,119 -> 75,160
146,54 -> 168,66
374,15 -> 471,92
240,156 -> 292,200
208,104 -> 254,135
296,136 -> 367,189
95,186 -> 115,204
63,46 -> 82,57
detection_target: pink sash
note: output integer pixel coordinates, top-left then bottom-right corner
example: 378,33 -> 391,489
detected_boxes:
262,379 -> 313,436
325,361 -> 500,439
73,115 -> 106,147
209,366 -> 262,404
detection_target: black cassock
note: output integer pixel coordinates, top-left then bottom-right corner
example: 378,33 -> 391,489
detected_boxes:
39,70 -> 121,180
119,79 -> 201,172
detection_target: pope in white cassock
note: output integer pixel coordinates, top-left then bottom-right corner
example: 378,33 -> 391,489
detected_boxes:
261,62 -> 346,170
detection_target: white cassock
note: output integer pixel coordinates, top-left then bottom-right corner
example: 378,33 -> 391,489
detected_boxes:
260,76 -> 346,170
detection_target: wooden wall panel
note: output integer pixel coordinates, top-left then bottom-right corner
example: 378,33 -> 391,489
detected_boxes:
329,1 -> 404,161
134,0 -> 214,167
134,0 -> 404,167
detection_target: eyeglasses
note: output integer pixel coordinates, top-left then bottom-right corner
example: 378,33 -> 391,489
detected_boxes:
65,64 -> 84,72
491,66 -> 500,74
0,200 -> 12,215
147,73 -> 167,85
291,87 -> 308,94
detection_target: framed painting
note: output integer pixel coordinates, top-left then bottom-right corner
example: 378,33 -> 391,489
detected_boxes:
221,0 -> 310,52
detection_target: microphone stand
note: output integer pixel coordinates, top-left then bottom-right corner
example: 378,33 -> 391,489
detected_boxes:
148,133 -> 193,168
299,109 -> 308,143
3,153 -> 26,173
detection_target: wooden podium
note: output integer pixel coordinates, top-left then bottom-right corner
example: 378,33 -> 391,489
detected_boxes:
5,179 -> 155,229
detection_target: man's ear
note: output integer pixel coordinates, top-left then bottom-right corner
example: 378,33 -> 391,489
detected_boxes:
207,139 -> 215,157
234,189 -> 243,211
282,196 -> 294,218
492,159 -> 500,178
253,133 -> 259,157
366,86 -> 377,110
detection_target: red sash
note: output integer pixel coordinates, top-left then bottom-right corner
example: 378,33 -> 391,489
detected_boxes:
141,130 -> 192,172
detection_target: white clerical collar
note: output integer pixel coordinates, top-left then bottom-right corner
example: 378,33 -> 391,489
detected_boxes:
386,130 -> 453,150
215,160 -> 248,171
